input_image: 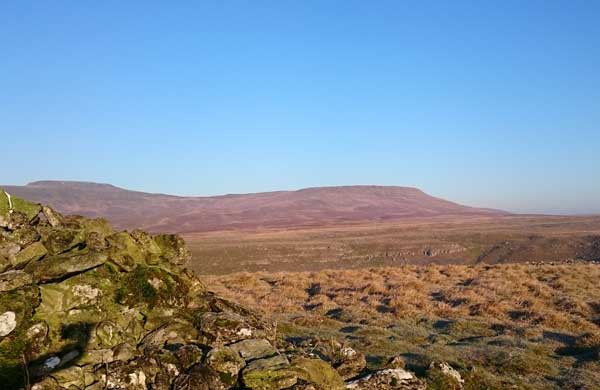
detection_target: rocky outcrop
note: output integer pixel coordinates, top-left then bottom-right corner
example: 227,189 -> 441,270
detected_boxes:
0,191 -> 428,389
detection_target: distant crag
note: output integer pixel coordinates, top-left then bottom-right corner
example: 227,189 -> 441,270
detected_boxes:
0,190 -> 449,389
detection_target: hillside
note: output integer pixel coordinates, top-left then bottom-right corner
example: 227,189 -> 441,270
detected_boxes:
2,181 -> 505,233
205,264 -> 600,389
1,191 -> 441,389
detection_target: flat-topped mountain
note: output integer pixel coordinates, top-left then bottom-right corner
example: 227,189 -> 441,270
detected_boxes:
2,181 -> 506,233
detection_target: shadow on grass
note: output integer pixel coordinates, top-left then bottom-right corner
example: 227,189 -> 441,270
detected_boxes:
340,325 -> 361,334
432,319 -> 454,330
306,283 -> 321,297
544,330 -> 600,364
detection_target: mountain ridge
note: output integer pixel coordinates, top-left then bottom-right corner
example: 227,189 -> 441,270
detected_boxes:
2,181 -> 508,233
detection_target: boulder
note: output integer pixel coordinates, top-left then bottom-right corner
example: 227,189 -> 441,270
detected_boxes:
8,224 -> 40,247
290,357 -> 345,390
37,280 -> 102,314
25,250 -> 108,282
13,241 -> 47,268
228,338 -> 278,361
41,205 -> 64,227
106,232 -> 147,271
242,354 -> 298,390
153,234 -> 191,265
206,346 -> 246,387
0,310 -> 16,336
0,270 -> 33,292
131,229 -> 163,265
40,228 -> 86,255
115,265 -> 190,309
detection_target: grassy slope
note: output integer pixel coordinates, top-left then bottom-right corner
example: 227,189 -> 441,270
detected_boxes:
203,263 -> 600,389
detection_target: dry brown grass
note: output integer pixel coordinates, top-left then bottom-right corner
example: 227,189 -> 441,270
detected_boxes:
203,264 -> 600,334
190,217 -> 600,388
202,263 -> 600,389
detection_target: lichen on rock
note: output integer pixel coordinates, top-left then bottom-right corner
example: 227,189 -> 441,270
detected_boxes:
289,357 -> 346,390
0,191 -> 427,389
0,310 -> 17,336
242,354 -> 298,390
0,191 -> 216,389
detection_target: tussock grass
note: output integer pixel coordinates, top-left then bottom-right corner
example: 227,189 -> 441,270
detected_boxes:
203,263 -> 600,389
205,264 -> 600,333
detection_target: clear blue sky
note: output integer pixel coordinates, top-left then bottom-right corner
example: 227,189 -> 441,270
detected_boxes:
1,1 -> 599,214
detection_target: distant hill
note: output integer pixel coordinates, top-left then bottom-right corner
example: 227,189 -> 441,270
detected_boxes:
1,181 -> 507,233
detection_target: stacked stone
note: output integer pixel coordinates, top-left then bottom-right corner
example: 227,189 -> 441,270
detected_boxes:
0,191 -> 435,390
0,191 -> 186,389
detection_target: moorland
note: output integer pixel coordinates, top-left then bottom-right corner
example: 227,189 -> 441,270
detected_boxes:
205,263 -> 600,389
3,181 -> 600,389
185,215 -> 600,275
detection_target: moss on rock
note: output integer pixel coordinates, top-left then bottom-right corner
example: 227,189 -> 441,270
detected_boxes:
242,355 -> 298,390
206,346 -> 246,386
153,234 -> 191,265
115,264 -> 190,309
13,241 -> 47,268
0,190 -> 42,226
25,250 -> 108,282
290,357 -> 346,390
0,286 -> 41,389
0,194 -> 352,390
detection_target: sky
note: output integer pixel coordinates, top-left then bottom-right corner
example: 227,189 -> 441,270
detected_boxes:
1,1 -> 599,214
